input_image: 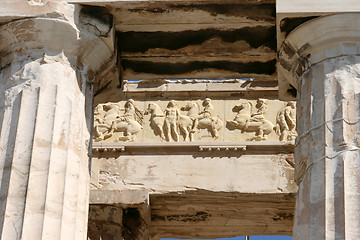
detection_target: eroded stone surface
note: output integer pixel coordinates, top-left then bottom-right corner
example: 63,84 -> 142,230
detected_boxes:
279,13 -> 360,240
0,2 -> 114,240
94,97 -> 297,143
91,144 -> 296,194
149,192 -> 295,239
1,1 -> 305,240
90,142 -> 296,239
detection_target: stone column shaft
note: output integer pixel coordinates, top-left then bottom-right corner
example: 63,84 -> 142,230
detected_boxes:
0,4 -> 114,239
295,56 -> 360,240
0,53 -> 91,240
279,13 -> 360,240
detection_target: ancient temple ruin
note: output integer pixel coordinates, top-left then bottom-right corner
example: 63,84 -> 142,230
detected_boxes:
1,0 -> 360,239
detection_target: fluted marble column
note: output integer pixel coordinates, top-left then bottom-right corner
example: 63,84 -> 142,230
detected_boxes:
279,14 -> 360,239
0,3 -> 114,240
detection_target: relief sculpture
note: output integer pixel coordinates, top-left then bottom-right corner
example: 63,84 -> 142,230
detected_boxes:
94,98 -> 296,143
275,101 -> 297,141
164,100 -> 181,142
145,102 -> 166,141
181,98 -> 223,141
227,99 -> 274,141
145,98 -> 222,142
94,99 -> 144,142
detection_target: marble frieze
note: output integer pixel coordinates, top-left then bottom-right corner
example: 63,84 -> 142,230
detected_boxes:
94,98 -> 296,143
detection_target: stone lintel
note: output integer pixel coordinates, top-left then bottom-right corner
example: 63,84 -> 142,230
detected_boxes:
91,149 -> 296,195
149,192 -> 295,239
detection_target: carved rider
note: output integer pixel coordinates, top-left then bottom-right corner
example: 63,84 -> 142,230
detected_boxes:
117,99 -> 143,125
164,100 -> 180,142
94,104 -> 106,125
276,101 -> 296,141
120,99 -> 136,121
93,99 -> 144,141
96,102 -> 122,127
191,98 -> 214,133
244,98 -> 268,130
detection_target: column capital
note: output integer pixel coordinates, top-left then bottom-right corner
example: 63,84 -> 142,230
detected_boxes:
0,17 -> 79,66
278,13 -> 360,92
0,2 -> 115,90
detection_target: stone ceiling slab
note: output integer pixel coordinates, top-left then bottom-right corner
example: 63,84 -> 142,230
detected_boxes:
67,0 -> 277,84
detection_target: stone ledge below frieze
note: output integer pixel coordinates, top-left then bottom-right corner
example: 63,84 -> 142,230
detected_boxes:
92,141 -> 294,154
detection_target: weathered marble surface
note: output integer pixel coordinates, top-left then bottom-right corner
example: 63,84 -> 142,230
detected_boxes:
92,142 -> 295,197
278,14 -> 360,240
88,189 -> 150,240
90,143 -> 296,239
0,1 -> 114,239
148,192 -> 294,239
67,0 -> 277,87
93,98 -> 296,143
93,152 -> 295,194
277,0 -> 360,15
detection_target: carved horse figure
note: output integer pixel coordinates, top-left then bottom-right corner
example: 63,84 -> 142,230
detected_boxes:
94,103 -> 119,141
227,102 -> 274,140
181,102 -> 223,141
178,102 -> 199,142
146,102 -> 195,142
108,118 -> 143,142
94,101 -> 143,142
145,103 -> 166,140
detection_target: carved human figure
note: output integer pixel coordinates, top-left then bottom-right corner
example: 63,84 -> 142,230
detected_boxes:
163,100 -> 180,142
94,99 -> 143,142
110,99 -> 143,141
94,104 -> 106,125
94,102 -> 122,141
94,104 -> 106,140
118,99 -> 142,124
191,98 -> 214,133
181,98 -> 222,141
145,102 -> 166,141
275,101 -> 297,141
244,98 -> 268,130
227,100 -> 274,141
